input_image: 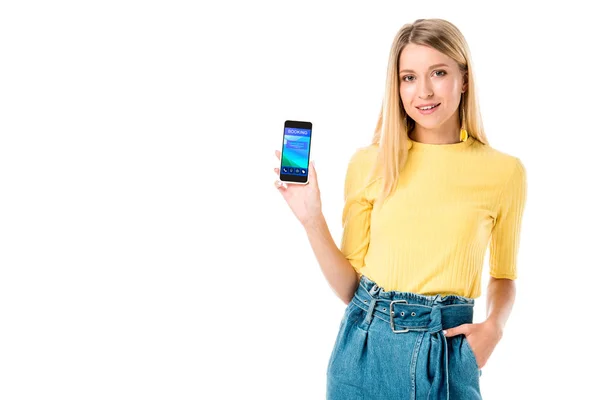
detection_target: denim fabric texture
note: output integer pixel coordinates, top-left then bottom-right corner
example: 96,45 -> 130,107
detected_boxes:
326,274 -> 483,399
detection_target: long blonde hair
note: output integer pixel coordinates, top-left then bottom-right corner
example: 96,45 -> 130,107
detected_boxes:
368,18 -> 489,207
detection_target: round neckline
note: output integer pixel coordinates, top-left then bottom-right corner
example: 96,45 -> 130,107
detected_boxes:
407,133 -> 474,152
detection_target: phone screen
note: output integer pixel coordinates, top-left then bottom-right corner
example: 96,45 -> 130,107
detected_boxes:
280,120 -> 312,184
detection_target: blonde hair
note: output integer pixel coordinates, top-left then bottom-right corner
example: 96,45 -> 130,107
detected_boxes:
367,18 -> 489,207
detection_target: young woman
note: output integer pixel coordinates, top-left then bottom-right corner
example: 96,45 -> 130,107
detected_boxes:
273,18 -> 527,399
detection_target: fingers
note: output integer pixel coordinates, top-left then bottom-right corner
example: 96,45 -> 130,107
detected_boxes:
273,151 -> 286,190
274,180 -> 286,190
444,324 -> 469,338
308,160 -> 317,181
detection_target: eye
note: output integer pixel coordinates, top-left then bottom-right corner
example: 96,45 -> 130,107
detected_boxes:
401,70 -> 446,82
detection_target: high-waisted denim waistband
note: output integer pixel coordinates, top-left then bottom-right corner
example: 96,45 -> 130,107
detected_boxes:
353,274 -> 475,333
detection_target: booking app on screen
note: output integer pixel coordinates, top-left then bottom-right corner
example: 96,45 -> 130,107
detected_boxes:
281,127 -> 311,176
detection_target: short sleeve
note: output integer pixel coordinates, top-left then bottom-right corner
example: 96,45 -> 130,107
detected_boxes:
340,148 -> 375,275
489,158 -> 528,279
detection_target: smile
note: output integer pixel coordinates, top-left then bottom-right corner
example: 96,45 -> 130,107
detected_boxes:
416,103 -> 441,115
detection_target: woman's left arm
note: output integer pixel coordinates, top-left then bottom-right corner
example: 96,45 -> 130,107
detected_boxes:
445,158 -> 526,368
484,276 -> 516,335
444,276 -> 516,369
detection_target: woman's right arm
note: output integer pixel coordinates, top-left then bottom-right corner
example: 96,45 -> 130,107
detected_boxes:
274,149 -> 360,304
302,214 -> 359,305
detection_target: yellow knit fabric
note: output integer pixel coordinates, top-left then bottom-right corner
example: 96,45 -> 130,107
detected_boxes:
340,134 -> 527,299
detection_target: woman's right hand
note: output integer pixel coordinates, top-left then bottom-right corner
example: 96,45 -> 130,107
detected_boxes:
273,149 -> 323,227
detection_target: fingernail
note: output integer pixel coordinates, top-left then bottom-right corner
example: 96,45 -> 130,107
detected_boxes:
443,330 -> 447,335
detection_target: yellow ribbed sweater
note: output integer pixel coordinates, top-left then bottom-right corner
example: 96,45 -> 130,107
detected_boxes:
340,134 -> 527,299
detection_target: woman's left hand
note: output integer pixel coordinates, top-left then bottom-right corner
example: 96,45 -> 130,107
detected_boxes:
443,320 -> 503,369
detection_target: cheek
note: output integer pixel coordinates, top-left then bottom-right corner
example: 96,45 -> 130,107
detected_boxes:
399,85 -> 416,109
435,80 -> 461,100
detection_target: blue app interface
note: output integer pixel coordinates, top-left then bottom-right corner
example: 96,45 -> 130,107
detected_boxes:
281,127 -> 311,176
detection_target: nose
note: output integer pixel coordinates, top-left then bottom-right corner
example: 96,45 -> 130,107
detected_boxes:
418,78 -> 434,99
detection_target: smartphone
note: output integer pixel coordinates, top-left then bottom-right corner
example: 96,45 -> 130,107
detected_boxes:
279,120 -> 313,185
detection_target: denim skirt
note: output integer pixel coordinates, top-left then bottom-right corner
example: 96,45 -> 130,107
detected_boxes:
326,274 -> 482,400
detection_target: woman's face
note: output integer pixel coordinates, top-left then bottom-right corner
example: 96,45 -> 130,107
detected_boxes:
398,43 -> 466,131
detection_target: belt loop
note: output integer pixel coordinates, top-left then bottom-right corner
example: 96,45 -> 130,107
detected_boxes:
365,298 -> 377,324
369,283 -> 380,296
359,282 -> 380,328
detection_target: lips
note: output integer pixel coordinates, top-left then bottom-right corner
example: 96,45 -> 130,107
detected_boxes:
416,103 -> 440,110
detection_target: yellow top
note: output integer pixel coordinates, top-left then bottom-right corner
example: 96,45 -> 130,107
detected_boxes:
340,134 -> 527,298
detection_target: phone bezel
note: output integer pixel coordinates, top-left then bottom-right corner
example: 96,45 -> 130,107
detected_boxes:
279,120 -> 312,185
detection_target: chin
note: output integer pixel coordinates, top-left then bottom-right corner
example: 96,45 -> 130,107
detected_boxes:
413,114 -> 450,130
413,120 -> 442,130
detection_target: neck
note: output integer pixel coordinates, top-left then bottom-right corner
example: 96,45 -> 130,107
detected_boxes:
410,116 -> 462,144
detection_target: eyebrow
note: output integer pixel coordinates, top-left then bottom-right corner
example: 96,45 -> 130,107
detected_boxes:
399,63 -> 449,74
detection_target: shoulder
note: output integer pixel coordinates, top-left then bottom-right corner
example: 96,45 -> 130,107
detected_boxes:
345,144 -> 379,180
347,143 -> 379,167
344,144 -> 380,196
471,140 -> 526,184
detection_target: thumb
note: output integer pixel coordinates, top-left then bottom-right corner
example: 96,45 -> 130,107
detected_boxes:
443,324 -> 469,337
309,160 -> 317,180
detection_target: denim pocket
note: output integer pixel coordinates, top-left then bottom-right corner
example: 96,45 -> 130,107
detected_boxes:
328,302 -> 357,369
462,334 -> 482,374
337,303 -> 352,329
328,318 -> 346,374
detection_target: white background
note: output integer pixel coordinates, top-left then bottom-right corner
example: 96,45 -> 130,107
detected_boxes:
1,1 -> 598,399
